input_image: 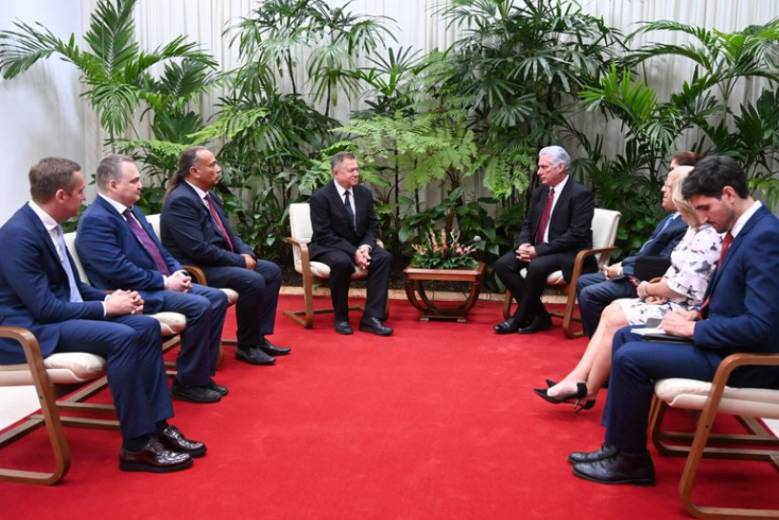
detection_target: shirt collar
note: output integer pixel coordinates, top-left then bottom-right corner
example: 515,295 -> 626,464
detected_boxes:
98,193 -> 130,216
333,180 -> 353,198
549,174 -> 569,194
28,200 -> 60,233
731,200 -> 762,239
186,180 -> 209,202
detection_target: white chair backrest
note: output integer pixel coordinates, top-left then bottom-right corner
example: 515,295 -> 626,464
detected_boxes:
63,231 -> 90,284
289,203 -> 313,272
591,208 -> 621,267
146,213 -> 162,240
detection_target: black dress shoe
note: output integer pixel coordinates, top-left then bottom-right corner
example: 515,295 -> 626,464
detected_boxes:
518,313 -> 552,334
208,379 -> 228,396
236,346 -> 276,365
119,438 -> 193,473
335,321 -> 353,335
259,338 -> 291,356
568,444 -> 618,464
171,380 -> 221,403
493,317 -> 522,334
572,450 -> 656,485
158,425 -> 207,458
359,316 -> 393,336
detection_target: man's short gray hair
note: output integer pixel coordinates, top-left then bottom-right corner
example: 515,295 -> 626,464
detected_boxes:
538,146 -> 571,169
96,154 -> 135,191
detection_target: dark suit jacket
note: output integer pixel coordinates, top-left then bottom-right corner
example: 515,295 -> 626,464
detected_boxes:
621,213 -> 688,277
0,204 -> 107,363
161,182 -> 254,267
75,196 -> 182,314
309,182 -> 379,259
695,205 -> 779,359
515,177 -> 595,280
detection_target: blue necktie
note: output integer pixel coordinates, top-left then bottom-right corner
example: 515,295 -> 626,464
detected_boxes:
54,225 -> 83,303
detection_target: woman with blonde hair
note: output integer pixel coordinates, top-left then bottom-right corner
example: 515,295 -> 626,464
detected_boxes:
535,165 -> 722,410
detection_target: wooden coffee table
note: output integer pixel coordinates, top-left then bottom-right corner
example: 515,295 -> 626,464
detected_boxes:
403,262 -> 486,322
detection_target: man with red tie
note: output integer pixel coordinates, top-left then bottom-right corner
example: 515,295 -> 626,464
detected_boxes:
493,146 -> 596,334
76,155 -> 229,403
161,147 -> 289,366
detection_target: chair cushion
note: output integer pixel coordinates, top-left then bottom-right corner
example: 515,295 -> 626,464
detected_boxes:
520,268 -> 566,285
303,261 -> 368,281
152,311 -> 186,336
221,288 -> 239,305
0,352 -> 106,385
655,378 -> 779,419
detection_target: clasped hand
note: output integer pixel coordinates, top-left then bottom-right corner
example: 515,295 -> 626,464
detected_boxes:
515,243 -> 536,262
105,289 -> 144,316
165,270 -> 192,292
354,247 -> 371,270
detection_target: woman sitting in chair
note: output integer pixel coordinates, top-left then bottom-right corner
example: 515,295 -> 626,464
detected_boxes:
534,165 -> 723,411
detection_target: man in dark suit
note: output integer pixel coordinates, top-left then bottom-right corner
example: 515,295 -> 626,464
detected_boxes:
570,156 -> 779,485
575,167 -> 688,337
493,146 -> 595,334
309,152 -> 392,336
161,146 -> 289,366
0,157 -> 204,472
76,154 -> 229,403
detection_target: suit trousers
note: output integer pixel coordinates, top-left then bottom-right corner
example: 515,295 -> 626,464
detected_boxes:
55,315 -> 172,441
313,247 -> 391,322
576,273 -> 638,337
494,251 -> 568,322
141,284 -> 228,386
201,260 -> 282,349
601,327 -> 723,453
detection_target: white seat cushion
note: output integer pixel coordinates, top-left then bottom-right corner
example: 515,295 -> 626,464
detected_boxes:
0,352 -> 106,385
655,378 -> 779,419
306,261 -> 368,280
520,268 -> 566,285
221,288 -> 239,305
152,311 -> 186,336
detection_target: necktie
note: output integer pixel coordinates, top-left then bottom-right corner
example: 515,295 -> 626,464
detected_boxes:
123,209 -> 171,275
535,187 -> 555,244
53,225 -> 83,302
343,190 -> 356,231
699,232 -> 733,318
205,193 -> 234,251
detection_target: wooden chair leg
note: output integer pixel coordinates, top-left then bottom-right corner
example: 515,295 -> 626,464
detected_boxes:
502,290 -> 513,320
561,282 -> 584,339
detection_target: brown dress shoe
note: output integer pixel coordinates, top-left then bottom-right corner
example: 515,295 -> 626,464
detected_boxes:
158,425 -> 207,457
119,438 -> 193,473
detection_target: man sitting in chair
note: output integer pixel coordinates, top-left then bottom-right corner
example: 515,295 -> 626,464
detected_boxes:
76,154 -> 229,404
309,152 -> 392,336
0,157 -> 203,473
493,145 -> 596,334
160,146 -> 289,366
569,156 -> 779,485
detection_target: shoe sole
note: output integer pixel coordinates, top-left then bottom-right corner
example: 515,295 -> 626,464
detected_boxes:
572,467 -> 655,485
235,353 -> 275,366
335,328 -> 353,335
260,349 -> 290,356
119,457 -> 194,473
171,392 -> 221,404
358,325 -> 392,336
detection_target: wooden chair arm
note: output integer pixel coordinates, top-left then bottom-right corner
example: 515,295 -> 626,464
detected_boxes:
284,237 -> 315,281
709,352 -> 779,391
0,326 -> 40,352
182,265 -> 207,285
0,326 -> 50,387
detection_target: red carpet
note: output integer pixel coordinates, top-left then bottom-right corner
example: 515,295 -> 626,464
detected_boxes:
1,295 -> 777,519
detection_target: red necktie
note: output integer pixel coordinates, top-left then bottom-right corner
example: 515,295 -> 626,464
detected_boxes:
205,193 -> 234,252
700,232 -> 733,318
535,187 -> 555,244
123,209 -> 171,275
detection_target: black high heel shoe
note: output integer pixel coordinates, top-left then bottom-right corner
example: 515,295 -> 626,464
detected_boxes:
545,378 -> 557,388
533,383 -> 596,412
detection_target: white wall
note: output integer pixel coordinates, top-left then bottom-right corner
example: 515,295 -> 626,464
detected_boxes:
0,0 -> 85,224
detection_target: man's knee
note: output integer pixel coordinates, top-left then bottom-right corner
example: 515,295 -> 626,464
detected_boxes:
494,252 -> 515,276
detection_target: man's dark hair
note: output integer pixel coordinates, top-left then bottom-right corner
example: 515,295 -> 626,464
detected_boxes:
682,155 -> 750,200
165,146 -> 210,198
29,157 -> 81,203
671,151 -> 703,166
331,151 -> 356,172
96,154 -> 134,191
